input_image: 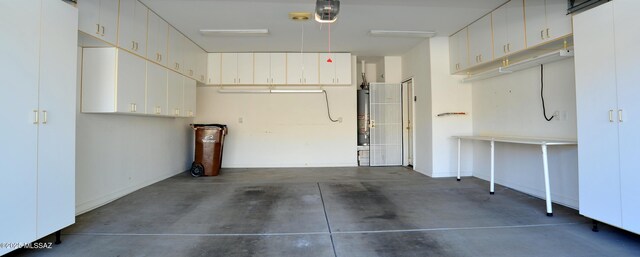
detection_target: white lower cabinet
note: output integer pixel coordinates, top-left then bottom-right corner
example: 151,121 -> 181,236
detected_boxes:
0,1 -> 77,255
574,0 -> 640,235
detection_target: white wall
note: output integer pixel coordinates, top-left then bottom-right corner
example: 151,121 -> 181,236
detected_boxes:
429,37 -> 473,177
384,56 -> 402,83
75,48 -> 193,214
195,57 -> 358,168
402,40 -> 432,175
471,58 -> 579,208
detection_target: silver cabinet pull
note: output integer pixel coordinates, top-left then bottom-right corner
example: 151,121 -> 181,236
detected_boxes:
42,110 -> 48,124
546,28 -> 550,39
609,110 -> 614,122
101,26 -> 105,36
619,109 -> 623,122
503,45 -> 507,53
541,30 -> 545,40
507,43 -> 510,52
96,24 -> 100,35
132,41 -> 136,50
33,110 -> 39,124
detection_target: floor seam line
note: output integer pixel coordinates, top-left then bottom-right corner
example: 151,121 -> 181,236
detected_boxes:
317,182 -> 339,257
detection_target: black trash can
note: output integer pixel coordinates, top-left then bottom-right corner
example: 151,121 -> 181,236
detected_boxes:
190,124 -> 227,177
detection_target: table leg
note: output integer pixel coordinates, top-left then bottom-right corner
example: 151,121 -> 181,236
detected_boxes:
542,144 -> 553,216
490,140 -> 495,195
457,138 -> 461,181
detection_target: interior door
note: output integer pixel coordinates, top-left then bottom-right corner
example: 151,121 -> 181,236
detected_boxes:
369,83 -> 403,166
614,0 -> 640,233
0,1 -> 40,252
36,0 -> 78,238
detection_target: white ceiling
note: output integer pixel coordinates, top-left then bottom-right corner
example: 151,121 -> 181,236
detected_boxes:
140,0 -> 507,56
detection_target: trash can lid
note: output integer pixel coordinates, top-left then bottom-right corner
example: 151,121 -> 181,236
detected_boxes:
191,124 -> 227,129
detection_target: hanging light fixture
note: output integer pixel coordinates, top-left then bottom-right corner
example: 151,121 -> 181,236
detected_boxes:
315,0 -> 340,23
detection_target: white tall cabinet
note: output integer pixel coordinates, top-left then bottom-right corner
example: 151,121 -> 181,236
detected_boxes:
574,0 -> 640,234
0,1 -> 77,255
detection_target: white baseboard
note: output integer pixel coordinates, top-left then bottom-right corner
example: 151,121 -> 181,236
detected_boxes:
75,170 -> 184,215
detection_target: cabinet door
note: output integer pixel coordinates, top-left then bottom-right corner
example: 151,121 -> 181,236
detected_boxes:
116,50 -> 146,114
492,4 -> 508,59
573,3 -> 622,227
147,11 -> 168,66
270,53 -> 287,85
525,0 -> 547,47
221,53 -> 238,84
319,53 -> 336,84
118,0 -> 147,56
457,28 -> 469,70
614,0 -> 640,234
506,0 -> 526,54
0,1 -> 40,251
545,0 -> 573,41
287,53 -> 303,84
303,53 -> 319,84
36,0 -> 78,238
78,0 -> 100,37
168,26 -> 184,72
196,48 -> 207,83
207,53 -> 221,85
449,32 -> 460,73
468,15 -> 493,65
168,71 -> 184,116
183,78 -> 197,117
146,61 -> 168,115
98,0 -> 119,45
334,53 -> 352,85
254,53 -> 271,84
237,53 -> 254,85
183,39 -> 197,79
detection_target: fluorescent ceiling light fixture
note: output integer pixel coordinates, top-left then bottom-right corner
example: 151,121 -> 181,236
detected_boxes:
200,29 -> 269,36
462,49 -> 574,83
369,30 -> 437,38
218,89 -> 324,94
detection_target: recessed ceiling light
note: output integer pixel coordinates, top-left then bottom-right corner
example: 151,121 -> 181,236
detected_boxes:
199,29 -> 270,36
289,12 -> 311,21
369,30 -> 437,38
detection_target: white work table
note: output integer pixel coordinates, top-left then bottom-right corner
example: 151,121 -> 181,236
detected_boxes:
454,135 -> 577,216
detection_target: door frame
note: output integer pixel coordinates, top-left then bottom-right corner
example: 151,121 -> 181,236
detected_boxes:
402,78 -> 416,167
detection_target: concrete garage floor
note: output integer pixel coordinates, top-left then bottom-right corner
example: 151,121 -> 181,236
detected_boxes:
10,167 -> 640,257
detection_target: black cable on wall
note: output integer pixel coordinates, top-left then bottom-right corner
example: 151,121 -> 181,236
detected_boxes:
541,64 -> 555,122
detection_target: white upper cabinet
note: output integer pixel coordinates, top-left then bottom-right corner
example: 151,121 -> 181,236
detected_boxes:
168,70 -> 184,116
147,11 -> 168,66
493,0 -> 526,59
221,53 -> 254,85
78,0 -> 119,45
319,53 -> 351,85
207,53 -> 221,85
449,28 -> 469,73
168,26 -> 184,73
118,0 -> 147,56
254,53 -> 287,85
116,50 -> 147,114
468,14 -> 493,66
525,0 -> 573,47
146,61 -> 168,115
196,48 -> 208,83
287,53 -> 319,85
182,78 -> 197,117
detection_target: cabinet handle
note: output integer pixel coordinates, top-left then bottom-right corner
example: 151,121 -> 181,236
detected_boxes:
101,26 -> 105,36
159,54 -> 162,62
33,110 -> 39,124
619,109 -> 623,122
541,30 -> 545,40
503,45 -> 507,53
42,110 -> 47,124
546,28 -> 550,39
96,24 -> 100,35
132,41 -> 136,51
507,43 -> 511,52
609,110 -> 614,122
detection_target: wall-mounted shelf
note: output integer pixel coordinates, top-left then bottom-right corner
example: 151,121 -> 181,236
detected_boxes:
462,48 -> 574,83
